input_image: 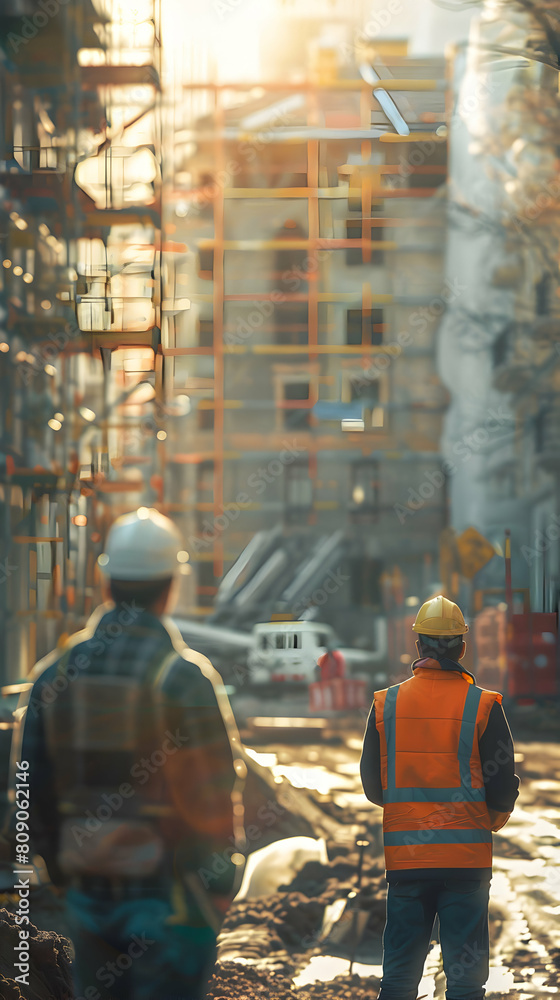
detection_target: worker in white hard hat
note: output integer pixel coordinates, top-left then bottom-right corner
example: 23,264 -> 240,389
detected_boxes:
9,507 -> 245,1000
360,595 -> 519,1000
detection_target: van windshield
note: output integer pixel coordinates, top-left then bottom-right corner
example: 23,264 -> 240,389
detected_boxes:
264,631 -> 328,650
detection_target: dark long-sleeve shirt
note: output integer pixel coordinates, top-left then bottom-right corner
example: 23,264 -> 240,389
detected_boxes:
360,691 -> 520,882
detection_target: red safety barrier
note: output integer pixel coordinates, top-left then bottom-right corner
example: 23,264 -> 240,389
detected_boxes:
506,612 -> 558,700
474,606 -> 507,692
309,677 -> 368,713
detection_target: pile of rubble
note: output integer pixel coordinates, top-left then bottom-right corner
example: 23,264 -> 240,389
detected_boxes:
0,908 -> 74,1000
206,842 -> 387,999
207,963 -> 380,1000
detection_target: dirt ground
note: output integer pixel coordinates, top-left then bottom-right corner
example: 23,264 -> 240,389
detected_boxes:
207,964 -> 380,1000
0,908 -> 73,1000
0,731 -> 558,1000
205,833 -> 386,996
206,733 -> 560,1000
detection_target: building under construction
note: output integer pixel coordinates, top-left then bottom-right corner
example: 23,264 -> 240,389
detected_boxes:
0,4 -> 559,999
0,0 -> 558,691
165,17 -> 450,665
0,0 -> 452,685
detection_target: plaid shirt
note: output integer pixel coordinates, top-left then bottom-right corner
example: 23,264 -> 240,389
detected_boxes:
10,603 -> 244,896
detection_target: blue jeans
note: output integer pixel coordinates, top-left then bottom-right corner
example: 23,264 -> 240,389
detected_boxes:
378,878 -> 490,1000
66,888 -> 217,1000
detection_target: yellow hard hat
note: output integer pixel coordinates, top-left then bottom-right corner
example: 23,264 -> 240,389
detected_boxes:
412,595 -> 469,636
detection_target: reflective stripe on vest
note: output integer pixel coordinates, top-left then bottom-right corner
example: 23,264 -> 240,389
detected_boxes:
384,829 -> 492,847
382,683 -> 486,804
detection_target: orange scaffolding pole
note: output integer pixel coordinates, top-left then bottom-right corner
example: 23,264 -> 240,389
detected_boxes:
213,89 -> 225,581
182,80 -> 443,92
307,137 -> 319,363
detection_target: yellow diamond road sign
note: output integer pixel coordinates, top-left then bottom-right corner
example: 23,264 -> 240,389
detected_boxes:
456,527 -> 496,580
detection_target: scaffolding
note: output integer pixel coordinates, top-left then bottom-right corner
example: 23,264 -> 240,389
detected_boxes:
170,39 -> 450,635
0,0 -> 163,683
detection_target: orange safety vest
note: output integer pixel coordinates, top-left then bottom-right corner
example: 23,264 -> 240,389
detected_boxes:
373,658 -> 502,872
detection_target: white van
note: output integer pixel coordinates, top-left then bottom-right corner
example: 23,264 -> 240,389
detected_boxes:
247,621 -> 335,686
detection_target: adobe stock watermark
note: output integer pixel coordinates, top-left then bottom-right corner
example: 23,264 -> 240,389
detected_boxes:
399,738 -> 515,857
20,317 -> 82,386
213,0 -> 243,19
511,169 -> 560,228
7,0 -> 71,52
197,798 -> 285,889
394,406 -> 513,524
190,440 -> 303,551
337,0 -> 404,62
522,515 -> 560,565
445,939 -> 486,986
26,602 -> 143,718
225,247 -> 331,347
394,73 -> 494,182
292,566 -> 351,619
70,728 -> 189,847
186,104 -> 300,218
542,865 -> 560,900
354,277 -> 467,392
360,0 -> 403,39
75,933 -> 154,1000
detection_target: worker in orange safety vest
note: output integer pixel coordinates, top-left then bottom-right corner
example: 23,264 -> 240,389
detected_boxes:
360,595 -> 519,1000
316,640 -> 346,682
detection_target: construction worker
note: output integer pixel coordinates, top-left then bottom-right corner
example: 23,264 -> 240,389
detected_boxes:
316,639 -> 346,682
9,508 -> 245,1000
360,595 -> 519,1000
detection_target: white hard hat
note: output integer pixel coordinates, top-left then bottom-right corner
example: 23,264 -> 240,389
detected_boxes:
98,507 -> 185,580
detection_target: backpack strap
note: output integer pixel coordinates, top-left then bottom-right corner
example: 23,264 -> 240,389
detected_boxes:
54,639 -> 179,689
